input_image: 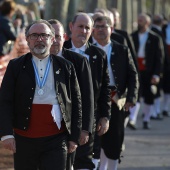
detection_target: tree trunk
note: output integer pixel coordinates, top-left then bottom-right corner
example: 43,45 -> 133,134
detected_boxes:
106,0 -> 118,8
66,0 -> 79,34
138,0 -> 146,14
44,0 -> 70,29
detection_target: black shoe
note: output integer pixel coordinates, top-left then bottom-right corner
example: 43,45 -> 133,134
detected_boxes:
156,113 -> 163,120
143,121 -> 151,130
162,111 -> 170,117
151,114 -> 163,120
127,121 -> 137,130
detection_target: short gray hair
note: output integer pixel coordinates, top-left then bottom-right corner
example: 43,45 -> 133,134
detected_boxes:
25,19 -> 55,37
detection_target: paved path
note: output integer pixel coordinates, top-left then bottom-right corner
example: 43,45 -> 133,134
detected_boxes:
119,113 -> 170,170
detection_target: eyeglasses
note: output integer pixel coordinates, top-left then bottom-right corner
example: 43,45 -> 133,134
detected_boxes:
94,25 -> 110,29
28,33 -> 51,40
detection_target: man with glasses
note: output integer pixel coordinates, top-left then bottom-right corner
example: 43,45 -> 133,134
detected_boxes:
92,16 -> 138,170
0,19 -> 82,170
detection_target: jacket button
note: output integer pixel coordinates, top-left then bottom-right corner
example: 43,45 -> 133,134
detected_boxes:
28,107 -> 30,109
32,88 -> 34,90
24,127 -> 26,129
26,117 -> 28,120
30,97 -> 32,100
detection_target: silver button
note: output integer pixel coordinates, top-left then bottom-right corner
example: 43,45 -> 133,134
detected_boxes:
26,117 -> 28,120
24,127 -> 26,129
30,97 -> 32,99
28,107 -> 30,109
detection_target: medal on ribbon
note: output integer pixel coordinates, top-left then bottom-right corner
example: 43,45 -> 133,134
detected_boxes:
32,57 -> 51,96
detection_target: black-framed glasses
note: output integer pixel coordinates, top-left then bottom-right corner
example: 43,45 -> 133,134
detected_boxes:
28,33 -> 51,40
94,25 -> 110,29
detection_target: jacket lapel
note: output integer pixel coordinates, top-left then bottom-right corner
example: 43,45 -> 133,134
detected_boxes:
23,53 -> 36,83
51,55 -> 66,95
110,41 -> 116,61
85,43 -> 97,67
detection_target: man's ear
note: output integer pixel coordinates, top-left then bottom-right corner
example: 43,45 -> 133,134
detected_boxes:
69,22 -> 73,32
110,26 -> 114,32
63,33 -> 67,40
51,36 -> 55,44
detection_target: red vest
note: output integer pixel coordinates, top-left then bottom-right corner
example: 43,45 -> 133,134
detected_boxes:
14,104 -> 66,138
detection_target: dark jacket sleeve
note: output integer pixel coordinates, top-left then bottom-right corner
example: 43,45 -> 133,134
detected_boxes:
78,57 -> 94,134
63,49 -> 94,134
126,48 -> 139,104
0,60 -> 16,137
68,63 -> 82,143
97,51 -> 111,119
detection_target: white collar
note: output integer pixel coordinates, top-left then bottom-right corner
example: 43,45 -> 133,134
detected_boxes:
71,41 -> 86,52
57,50 -> 62,57
32,55 -> 50,63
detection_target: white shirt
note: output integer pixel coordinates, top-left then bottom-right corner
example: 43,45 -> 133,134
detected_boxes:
166,23 -> 170,45
92,36 -> 97,45
138,31 -> 149,57
96,42 -> 115,86
57,50 -> 63,58
32,55 -> 58,104
71,41 -> 90,61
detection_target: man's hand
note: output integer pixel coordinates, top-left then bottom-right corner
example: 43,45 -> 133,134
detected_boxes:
79,130 -> 89,145
124,102 -> 135,111
2,138 -> 16,153
96,117 -> 109,136
68,141 -> 78,153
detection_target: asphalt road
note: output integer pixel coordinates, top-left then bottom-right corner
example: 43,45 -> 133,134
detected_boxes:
119,113 -> 170,170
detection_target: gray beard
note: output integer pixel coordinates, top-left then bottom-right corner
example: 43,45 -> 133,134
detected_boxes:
33,47 -> 46,54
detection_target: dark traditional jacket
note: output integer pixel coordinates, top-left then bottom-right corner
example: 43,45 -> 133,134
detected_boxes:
64,39 -> 111,120
0,53 -> 82,144
62,48 -> 94,134
131,30 -> 163,76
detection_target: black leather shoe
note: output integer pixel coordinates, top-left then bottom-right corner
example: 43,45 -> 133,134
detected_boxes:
162,111 -> 170,117
156,113 -> 163,120
151,114 -> 163,120
143,121 -> 151,130
127,121 -> 137,130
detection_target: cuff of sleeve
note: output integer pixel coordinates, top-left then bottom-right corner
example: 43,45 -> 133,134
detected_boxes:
1,135 -> 14,141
